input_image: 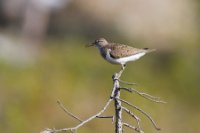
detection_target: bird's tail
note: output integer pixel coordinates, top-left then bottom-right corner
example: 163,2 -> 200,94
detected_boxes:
143,48 -> 156,53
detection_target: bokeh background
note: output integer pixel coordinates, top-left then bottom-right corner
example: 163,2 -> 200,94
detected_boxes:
0,0 -> 200,133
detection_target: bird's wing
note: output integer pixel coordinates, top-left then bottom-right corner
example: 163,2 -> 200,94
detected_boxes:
108,43 -> 148,59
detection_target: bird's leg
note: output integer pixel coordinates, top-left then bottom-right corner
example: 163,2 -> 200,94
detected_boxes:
122,64 -> 126,70
117,64 -> 126,77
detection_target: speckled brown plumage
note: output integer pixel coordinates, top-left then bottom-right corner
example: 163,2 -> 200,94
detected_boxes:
104,43 -> 151,59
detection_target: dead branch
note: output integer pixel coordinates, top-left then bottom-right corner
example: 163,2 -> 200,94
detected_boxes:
118,79 -> 137,85
113,75 -> 123,133
41,67 -> 163,133
96,116 -> 113,119
57,100 -> 83,122
41,69 -> 124,133
120,87 -> 166,103
122,106 -> 140,125
41,95 -> 113,133
123,122 -> 144,133
118,98 -> 161,130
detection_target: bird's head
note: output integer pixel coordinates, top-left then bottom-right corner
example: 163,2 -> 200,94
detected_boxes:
87,38 -> 108,48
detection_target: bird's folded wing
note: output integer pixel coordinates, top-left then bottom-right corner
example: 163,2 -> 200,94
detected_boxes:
109,44 -> 146,59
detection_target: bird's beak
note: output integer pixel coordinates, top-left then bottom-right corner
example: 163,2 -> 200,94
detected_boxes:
85,42 -> 95,47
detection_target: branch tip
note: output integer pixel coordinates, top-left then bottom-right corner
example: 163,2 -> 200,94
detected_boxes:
57,100 -> 83,122
119,98 -> 161,130
120,87 -> 166,104
119,79 -> 137,85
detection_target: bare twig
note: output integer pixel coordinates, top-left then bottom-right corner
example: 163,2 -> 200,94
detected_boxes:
122,106 -> 142,132
119,87 -> 133,93
96,116 -> 113,118
118,98 -> 161,130
122,106 -> 140,125
118,79 -> 137,85
120,87 -> 166,103
96,116 -> 115,124
123,123 -> 144,133
44,96 -> 114,133
57,100 -> 83,122
51,79 -> 119,133
96,116 -> 114,124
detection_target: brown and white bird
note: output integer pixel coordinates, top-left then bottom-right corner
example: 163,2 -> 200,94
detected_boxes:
87,38 -> 155,70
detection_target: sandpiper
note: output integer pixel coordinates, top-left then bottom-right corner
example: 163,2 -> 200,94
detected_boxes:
87,38 -> 155,70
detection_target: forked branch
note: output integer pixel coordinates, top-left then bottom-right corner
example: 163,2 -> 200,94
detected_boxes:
118,98 -> 161,130
41,68 -> 164,133
42,97 -> 113,133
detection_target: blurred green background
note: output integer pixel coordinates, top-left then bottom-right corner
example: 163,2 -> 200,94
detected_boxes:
0,0 -> 200,133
